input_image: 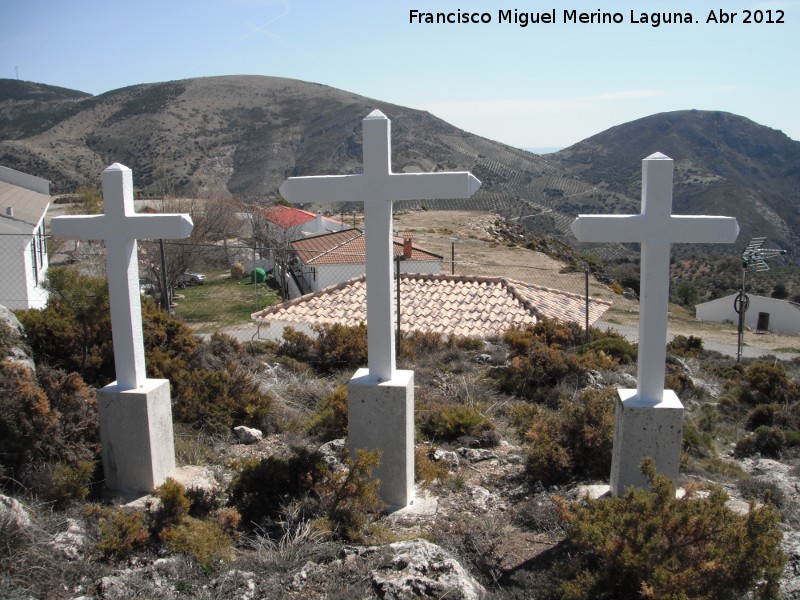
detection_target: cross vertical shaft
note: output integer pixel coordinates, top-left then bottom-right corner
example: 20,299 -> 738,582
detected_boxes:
571,153 -> 739,405
50,164 -> 193,391
278,110 -> 481,382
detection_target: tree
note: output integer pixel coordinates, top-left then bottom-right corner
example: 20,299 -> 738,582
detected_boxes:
139,196 -> 244,305
673,279 -> 700,306
771,282 -> 789,299
68,187 -> 103,215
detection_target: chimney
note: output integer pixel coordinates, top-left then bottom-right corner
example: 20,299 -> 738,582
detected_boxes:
5,207 -> 12,217
403,232 -> 413,259
316,211 -> 323,232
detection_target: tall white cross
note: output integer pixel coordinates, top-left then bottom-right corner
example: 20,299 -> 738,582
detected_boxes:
571,153 -> 739,404
279,110 -> 481,382
50,163 -> 194,391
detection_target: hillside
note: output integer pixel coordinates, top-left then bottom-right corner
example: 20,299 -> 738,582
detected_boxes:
552,110 -> 800,257
1,78 -> 798,263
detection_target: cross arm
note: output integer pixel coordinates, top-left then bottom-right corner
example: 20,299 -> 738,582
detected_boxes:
50,214 -> 194,241
125,214 -> 194,240
50,215 -> 107,240
571,214 -> 739,244
387,172 -> 481,201
280,175 -> 363,204
571,214 -> 648,243
667,215 -> 739,244
279,172 -> 482,204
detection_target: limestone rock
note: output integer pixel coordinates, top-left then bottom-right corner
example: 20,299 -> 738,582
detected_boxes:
0,304 -> 36,372
213,569 -> 258,599
234,425 -> 263,445
0,493 -> 32,531
432,448 -> 460,469
371,538 -> 486,599
49,517 -> 87,561
318,438 -> 347,471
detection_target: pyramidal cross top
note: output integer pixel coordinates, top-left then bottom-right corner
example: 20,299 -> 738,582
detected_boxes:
50,164 -> 194,391
279,110 -> 481,382
571,153 -> 739,404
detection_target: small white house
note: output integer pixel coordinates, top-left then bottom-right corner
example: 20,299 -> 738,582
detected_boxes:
0,166 -> 50,310
695,292 -> 800,335
287,229 -> 442,299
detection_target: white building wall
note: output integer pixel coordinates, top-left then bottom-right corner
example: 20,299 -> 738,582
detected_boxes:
696,293 -> 800,335
0,229 -> 48,310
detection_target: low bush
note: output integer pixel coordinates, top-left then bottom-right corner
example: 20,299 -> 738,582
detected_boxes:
92,507 -> 151,559
524,387 -> 616,485
555,458 -> 784,600
739,361 -> 799,405
227,446 -> 382,541
307,385 -> 348,440
278,324 -> 368,373
667,334 -> 704,358
494,322 -> 629,403
418,404 -> 494,441
230,262 -> 246,280
582,336 -> 637,364
735,426 -> 786,458
160,516 -> 233,568
228,448 -> 328,527
414,446 -> 450,485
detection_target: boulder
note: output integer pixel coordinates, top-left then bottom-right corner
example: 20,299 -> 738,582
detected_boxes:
0,493 -> 32,531
0,305 -> 36,372
234,425 -> 263,445
372,538 -> 486,599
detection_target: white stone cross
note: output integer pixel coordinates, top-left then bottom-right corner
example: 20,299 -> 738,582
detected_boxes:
51,163 -> 193,391
279,110 -> 481,382
571,153 -> 739,404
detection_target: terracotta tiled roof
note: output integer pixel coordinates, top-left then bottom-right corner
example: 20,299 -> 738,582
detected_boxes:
290,228 -> 442,265
262,205 -> 317,228
252,273 -> 612,339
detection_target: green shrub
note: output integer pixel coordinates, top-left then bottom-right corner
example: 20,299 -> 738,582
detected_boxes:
48,460 -> 95,508
314,323 -> 368,372
230,262 -> 246,280
92,507 -> 151,559
582,336 -> 637,364
555,459 -> 784,600
227,446 -> 382,541
741,361 -> 798,405
315,448 -> 383,541
682,422 -> 715,459
667,334 -> 704,358
735,426 -> 786,458
307,385 -> 348,440
418,404 -> 493,441
228,448 -> 329,526
160,516 -> 233,568
153,478 -> 191,529
278,324 -> 368,373
747,403 -> 781,430
524,387 -> 616,485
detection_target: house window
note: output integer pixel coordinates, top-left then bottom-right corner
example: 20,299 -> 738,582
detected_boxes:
38,225 -> 46,267
31,237 -> 39,286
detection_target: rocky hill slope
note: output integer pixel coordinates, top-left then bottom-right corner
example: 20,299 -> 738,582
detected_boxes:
1,77 -> 798,261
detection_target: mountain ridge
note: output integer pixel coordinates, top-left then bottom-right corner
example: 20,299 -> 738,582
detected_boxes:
1,76 -> 798,262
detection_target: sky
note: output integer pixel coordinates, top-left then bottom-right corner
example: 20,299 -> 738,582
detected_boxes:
1,0 -> 798,149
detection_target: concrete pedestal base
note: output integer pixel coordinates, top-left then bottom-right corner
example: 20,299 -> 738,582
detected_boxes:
348,368 -> 414,508
98,379 -> 176,494
610,389 -> 684,496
